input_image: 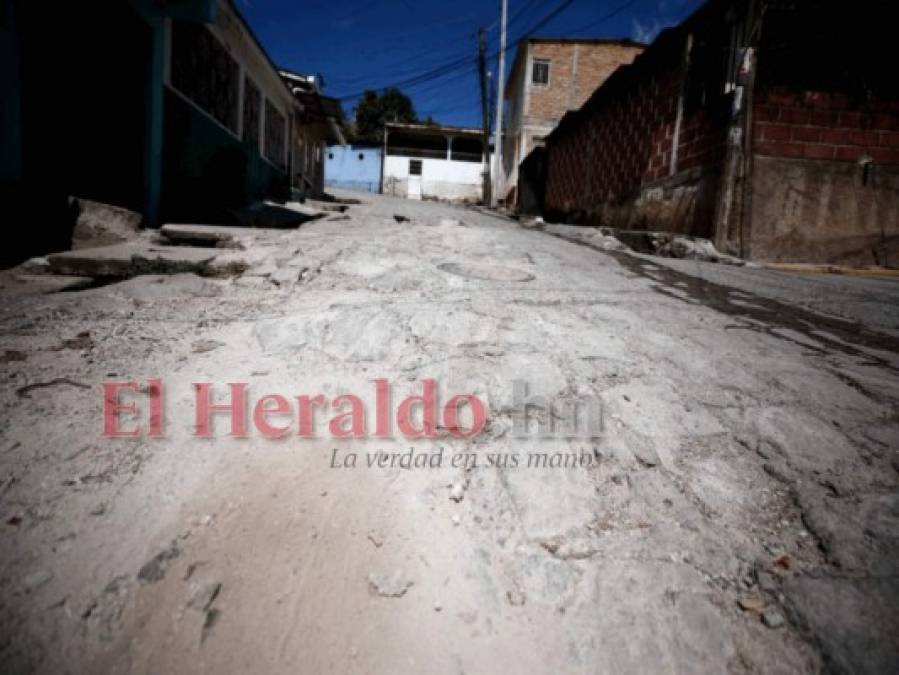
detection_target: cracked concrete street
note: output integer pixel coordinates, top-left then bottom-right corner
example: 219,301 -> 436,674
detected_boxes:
2,191 -> 898,674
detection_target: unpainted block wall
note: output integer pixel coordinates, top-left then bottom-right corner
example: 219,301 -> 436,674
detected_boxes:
543,29 -> 729,237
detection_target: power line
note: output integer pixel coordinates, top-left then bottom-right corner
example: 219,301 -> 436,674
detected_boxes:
484,0 -> 546,35
333,0 -> 565,101
333,0 -> 635,104
571,0 -> 642,35
514,0 -> 575,38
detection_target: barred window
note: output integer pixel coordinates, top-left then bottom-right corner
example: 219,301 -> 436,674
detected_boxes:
532,59 -> 550,86
264,98 -> 286,169
242,76 -> 261,150
170,22 -> 239,133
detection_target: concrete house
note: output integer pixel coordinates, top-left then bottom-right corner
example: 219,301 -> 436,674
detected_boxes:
500,37 -> 645,206
382,123 -> 487,202
280,69 -> 345,199
325,145 -> 384,194
536,0 -> 899,265
163,1 -> 297,222
1,0 -> 300,266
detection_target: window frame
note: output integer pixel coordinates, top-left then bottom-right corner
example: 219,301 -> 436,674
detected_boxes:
409,159 -> 423,176
531,58 -> 551,88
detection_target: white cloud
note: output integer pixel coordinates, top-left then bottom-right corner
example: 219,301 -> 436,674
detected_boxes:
632,18 -> 664,44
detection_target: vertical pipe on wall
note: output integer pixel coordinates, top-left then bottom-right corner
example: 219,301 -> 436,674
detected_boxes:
569,43 -> 579,111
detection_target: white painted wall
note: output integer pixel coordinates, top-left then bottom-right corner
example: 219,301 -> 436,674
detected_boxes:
383,155 -> 483,201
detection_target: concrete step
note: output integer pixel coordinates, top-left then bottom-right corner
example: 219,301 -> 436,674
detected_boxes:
47,242 -> 248,279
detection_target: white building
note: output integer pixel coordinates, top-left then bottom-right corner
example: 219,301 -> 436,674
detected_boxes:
382,123 -> 487,202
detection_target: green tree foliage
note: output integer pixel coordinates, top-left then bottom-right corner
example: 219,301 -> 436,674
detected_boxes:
353,88 -> 418,143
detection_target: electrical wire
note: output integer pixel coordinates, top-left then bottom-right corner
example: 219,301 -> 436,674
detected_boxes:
333,0 -> 638,105
333,0 -> 572,101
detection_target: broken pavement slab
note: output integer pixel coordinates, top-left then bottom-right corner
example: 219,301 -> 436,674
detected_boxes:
70,197 -> 142,250
231,201 -> 327,228
47,242 -> 249,279
1,274 -> 94,295
159,224 -> 257,248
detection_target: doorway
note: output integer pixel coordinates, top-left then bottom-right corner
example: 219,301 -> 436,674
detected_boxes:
408,159 -> 422,200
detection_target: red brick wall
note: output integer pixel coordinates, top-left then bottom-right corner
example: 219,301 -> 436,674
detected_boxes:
753,87 -> 899,165
545,65 -> 676,214
543,32 -> 729,235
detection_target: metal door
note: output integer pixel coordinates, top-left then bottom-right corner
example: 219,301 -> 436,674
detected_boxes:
408,159 -> 422,200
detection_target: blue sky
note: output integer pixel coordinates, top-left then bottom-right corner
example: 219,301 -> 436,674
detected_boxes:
238,0 -> 705,127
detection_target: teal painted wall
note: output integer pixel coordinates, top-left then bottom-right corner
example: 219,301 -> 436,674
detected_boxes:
161,88 -> 288,223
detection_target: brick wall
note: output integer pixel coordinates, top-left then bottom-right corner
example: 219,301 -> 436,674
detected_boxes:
749,85 -> 899,264
504,39 -> 642,202
526,41 -> 643,126
543,25 -> 730,236
754,87 -> 899,165
539,0 -> 899,264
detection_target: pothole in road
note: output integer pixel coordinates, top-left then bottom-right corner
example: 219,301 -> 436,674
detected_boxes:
437,262 -> 535,282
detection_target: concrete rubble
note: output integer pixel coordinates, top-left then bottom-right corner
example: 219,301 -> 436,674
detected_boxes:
2,209 -> 334,291
70,197 -> 143,250
541,222 -> 746,264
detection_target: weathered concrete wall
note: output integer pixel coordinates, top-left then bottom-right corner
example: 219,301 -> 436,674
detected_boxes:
749,157 -> 899,265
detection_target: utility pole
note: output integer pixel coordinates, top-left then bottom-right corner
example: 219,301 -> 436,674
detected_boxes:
492,0 -> 507,208
478,27 -> 492,206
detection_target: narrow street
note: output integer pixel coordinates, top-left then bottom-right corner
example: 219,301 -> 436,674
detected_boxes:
2,192 -> 897,674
